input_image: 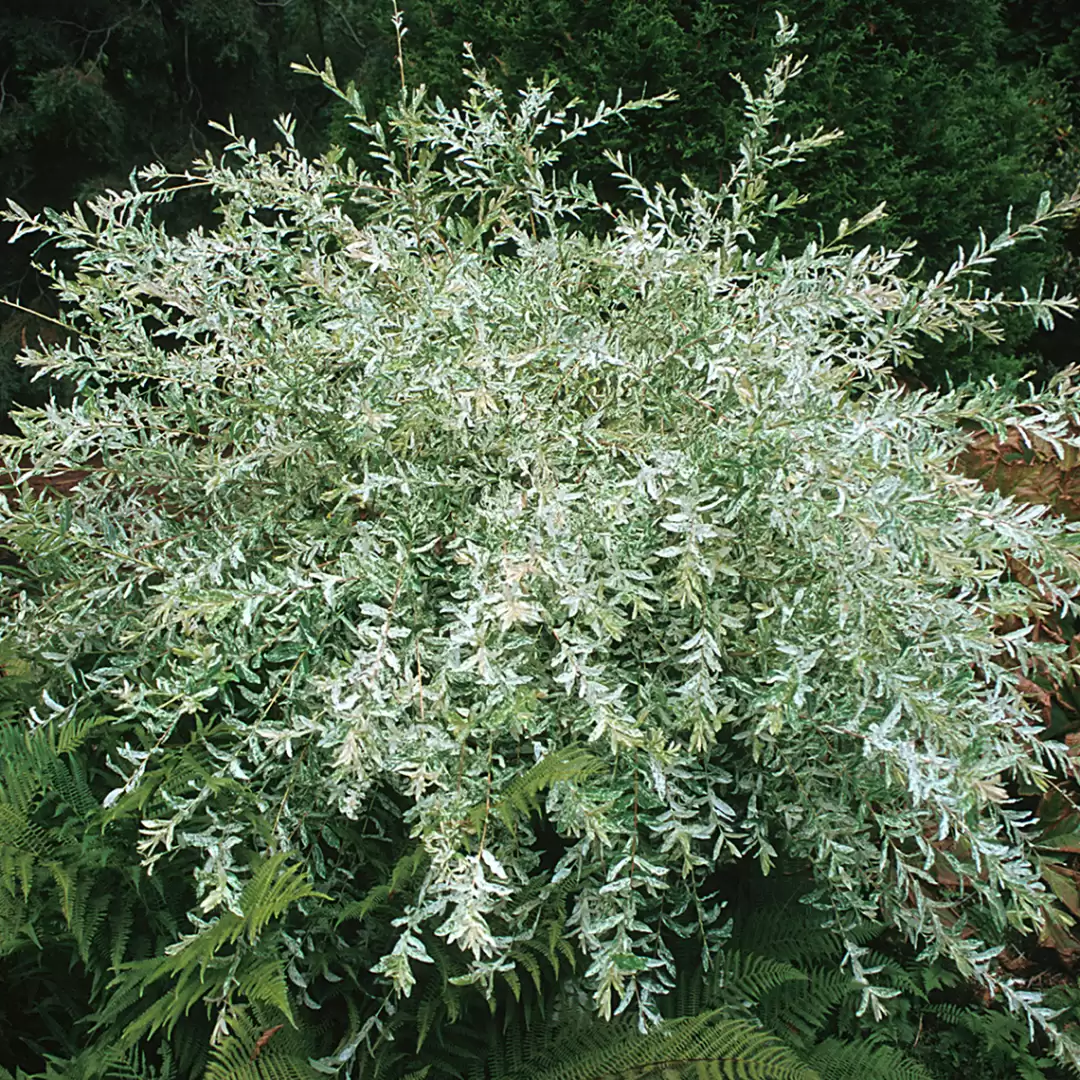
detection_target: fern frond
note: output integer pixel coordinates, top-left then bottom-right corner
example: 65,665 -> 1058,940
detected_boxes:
803,1037 -> 935,1080
99,1043 -> 180,1080
753,967 -> 855,1045
47,752 -> 98,821
239,854 -> 328,943
68,870 -> 111,960
334,845 -> 427,928
108,893 -> 136,972
499,1011 -> 819,1080
0,725 -> 54,816
0,809 -> 47,902
54,713 -> 114,756
96,855 -> 324,1049
488,748 -> 601,834
713,952 -> 809,1007
729,897 -> 850,971
203,1005 -> 324,1080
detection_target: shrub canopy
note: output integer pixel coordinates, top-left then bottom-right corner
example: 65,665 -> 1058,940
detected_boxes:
4,15 -> 1080,1068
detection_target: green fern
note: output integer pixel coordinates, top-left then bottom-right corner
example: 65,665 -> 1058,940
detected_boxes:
41,1043 -> 182,1080
96,855 -> 327,1048
354,933 -> 946,1080
334,845 -> 428,929
922,1002 -> 1060,1079
494,1011 -> 817,1080
103,1045 -> 180,1080
803,1038 -> 936,1080
203,1005 -> 325,1080
711,953 -> 811,1010
485,748 -> 602,835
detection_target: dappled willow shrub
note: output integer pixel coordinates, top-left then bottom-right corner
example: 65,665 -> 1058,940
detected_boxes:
4,14 -> 1080,1074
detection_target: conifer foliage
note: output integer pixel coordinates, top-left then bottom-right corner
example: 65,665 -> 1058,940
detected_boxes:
4,14 -> 1080,1075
